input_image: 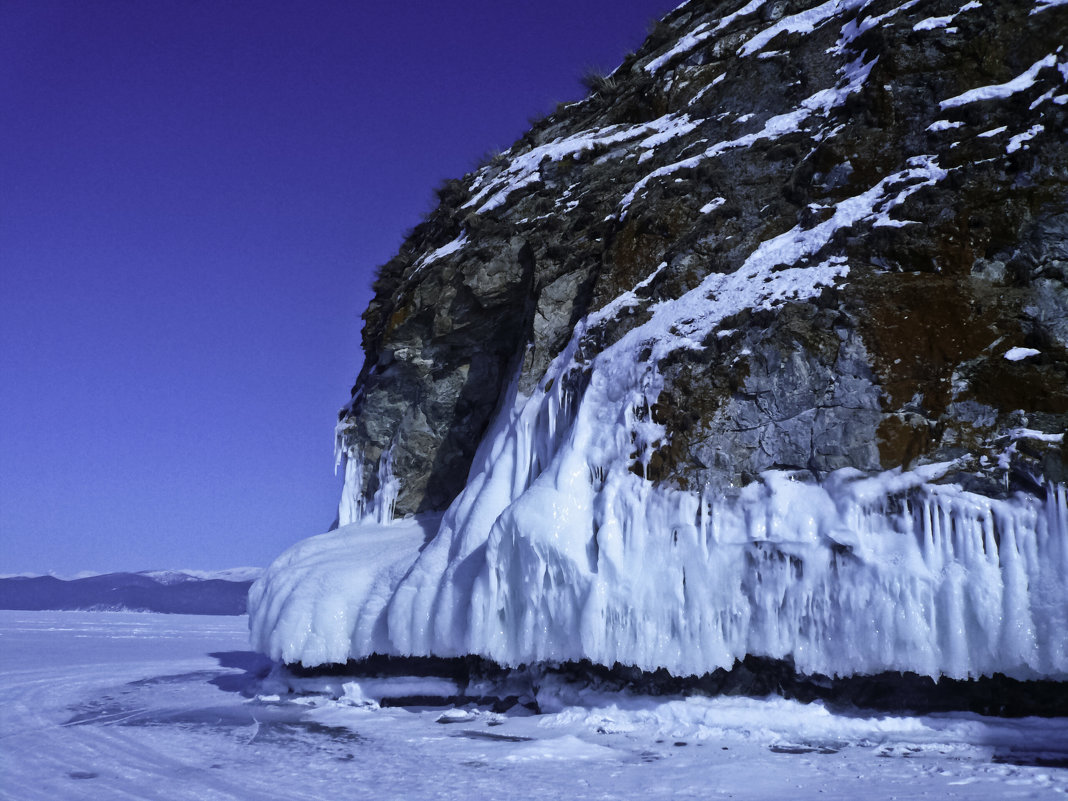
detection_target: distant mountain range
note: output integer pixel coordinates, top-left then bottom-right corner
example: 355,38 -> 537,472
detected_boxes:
0,569 -> 262,615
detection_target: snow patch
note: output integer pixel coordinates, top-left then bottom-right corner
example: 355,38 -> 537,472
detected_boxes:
1004,346 -> 1041,361
411,233 -> 468,275
466,115 -> 705,215
714,0 -> 768,33
700,197 -> 726,214
741,0 -> 864,57
645,23 -> 714,73
940,55 -> 1060,108
621,56 -> 876,214
927,119 -> 964,131
834,0 -> 923,58
1032,0 -> 1068,13
913,1 -> 981,31
1007,124 -> 1044,153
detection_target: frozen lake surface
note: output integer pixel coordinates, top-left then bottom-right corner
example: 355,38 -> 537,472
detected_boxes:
1,610 -> 1066,800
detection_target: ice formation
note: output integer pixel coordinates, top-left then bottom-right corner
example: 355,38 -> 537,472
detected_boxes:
252,299 -> 1068,679
249,0 -> 1068,681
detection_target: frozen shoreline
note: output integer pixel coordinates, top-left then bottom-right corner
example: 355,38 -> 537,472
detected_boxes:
3,610 -> 1066,800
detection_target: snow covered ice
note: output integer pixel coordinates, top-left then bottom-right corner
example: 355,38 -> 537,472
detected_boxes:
4,610 -> 1068,801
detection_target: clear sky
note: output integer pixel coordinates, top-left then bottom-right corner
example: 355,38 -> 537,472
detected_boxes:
0,0 -> 682,575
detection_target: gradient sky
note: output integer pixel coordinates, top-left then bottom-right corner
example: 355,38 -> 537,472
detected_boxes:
0,0 -> 682,575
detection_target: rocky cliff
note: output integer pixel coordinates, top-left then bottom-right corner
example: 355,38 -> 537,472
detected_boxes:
340,0 -> 1067,517
252,0 -> 1068,681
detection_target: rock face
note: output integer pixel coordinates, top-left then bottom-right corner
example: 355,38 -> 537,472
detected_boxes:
341,0 -> 1067,517
252,0 -> 1068,681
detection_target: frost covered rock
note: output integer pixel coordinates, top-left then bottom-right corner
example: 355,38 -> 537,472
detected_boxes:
252,0 -> 1068,681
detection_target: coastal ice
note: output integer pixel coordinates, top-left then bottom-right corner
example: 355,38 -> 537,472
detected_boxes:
254,439 -> 1068,680
249,0 -> 1068,684
253,158 -> 1067,677
249,517 -> 439,666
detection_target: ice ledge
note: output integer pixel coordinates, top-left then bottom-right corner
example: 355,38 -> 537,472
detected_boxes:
249,469 -> 1068,682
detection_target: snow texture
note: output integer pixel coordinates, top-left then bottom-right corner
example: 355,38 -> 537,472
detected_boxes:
1007,124 -> 1044,153
463,114 -> 699,215
645,23 -> 714,73
620,55 -> 876,215
700,197 -> 726,213
927,119 -> 964,131
412,233 -> 468,275
1032,0 -> 1068,14
740,0 -> 861,57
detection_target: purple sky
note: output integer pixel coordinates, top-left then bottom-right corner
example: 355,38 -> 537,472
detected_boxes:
0,0 -> 682,574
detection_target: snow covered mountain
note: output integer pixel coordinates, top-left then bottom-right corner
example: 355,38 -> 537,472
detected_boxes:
250,0 -> 1068,683
0,570 -> 261,615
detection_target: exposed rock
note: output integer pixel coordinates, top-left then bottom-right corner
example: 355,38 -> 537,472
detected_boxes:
339,0 -> 1068,516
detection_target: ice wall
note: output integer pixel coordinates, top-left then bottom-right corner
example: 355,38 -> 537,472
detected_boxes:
252,317 -> 1068,679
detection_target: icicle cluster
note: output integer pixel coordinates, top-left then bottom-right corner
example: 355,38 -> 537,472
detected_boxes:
252,339 -> 1068,679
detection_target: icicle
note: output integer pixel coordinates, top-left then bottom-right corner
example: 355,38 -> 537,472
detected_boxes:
367,445 -> 400,525
337,450 -> 364,527
256,325 -> 1068,680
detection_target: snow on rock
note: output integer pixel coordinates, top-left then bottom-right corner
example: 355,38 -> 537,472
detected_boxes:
621,55 -> 876,215
411,233 -> 468,276
254,206 -> 1068,675
1033,0 -> 1068,13
913,1 -> 982,31
251,0 -> 1068,683
699,197 -> 726,214
463,114 -> 702,215
740,0 -> 862,57
940,54 -> 1062,109
1007,124 -> 1044,153
644,23 -> 715,73
1004,346 -> 1042,361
